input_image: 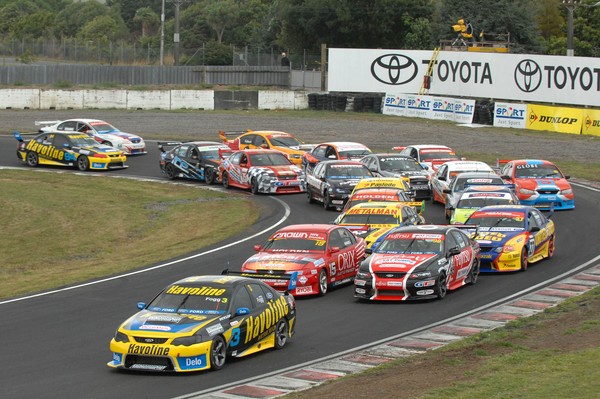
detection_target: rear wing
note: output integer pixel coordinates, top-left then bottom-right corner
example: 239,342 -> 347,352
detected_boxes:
34,120 -> 62,127
391,146 -> 406,151
157,141 -> 182,153
218,130 -> 249,143
222,269 -> 298,292
13,131 -> 39,142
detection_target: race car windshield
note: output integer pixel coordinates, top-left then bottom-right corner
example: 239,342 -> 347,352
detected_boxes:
70,136 -> 103,147
90,123 -> 118,133
515,165 -> 563,178
339,149 -> 371,158
340,213 -> 398,225
269,136 -> 302,147
326,166 -> 371,178
377,238 -> 442,254
147,285 -> 232,315
468,216 -> 525,229
457,197 -> 514,208
380,158 -> 422,172
199,149 -> 221,159
250,153 -> 291,166
453,177 -> 503,192
420,152 -> 459,161
264,238 -> 326,252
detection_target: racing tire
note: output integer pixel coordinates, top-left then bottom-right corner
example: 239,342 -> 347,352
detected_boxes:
222,172 -> 230,189
435,273 -> 448,299
307,189 -> 316,204
547,236 -> 555,259
468,259 -> 480,285
77,155 -> 89,171
165,163 -> 178,180
323,191 -> 332,210
250,178 -> 259,195
318,268 -> 328,296
520,247 -> 528,271
205,168 -> 215,185
209,336 -> 227,371
274,319 -> 289,350
25,151 -> 39,167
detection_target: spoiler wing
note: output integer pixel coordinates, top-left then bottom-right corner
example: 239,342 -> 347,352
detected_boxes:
157,141 -> 182,153
222,269 -> 298,292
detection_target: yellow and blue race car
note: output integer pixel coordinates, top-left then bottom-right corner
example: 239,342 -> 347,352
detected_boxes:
334,201 -> 425,250
14,131 -> 127,171
108,274 -> 297,372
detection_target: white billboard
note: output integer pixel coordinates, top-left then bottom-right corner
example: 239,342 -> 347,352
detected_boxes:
328,48 -> 600,107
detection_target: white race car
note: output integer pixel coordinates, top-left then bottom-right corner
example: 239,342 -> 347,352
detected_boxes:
36,119 -> 147,155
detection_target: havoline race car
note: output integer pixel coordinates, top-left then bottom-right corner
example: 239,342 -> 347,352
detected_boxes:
158,141 -> 232,184
108,274 -> 297,372
14,131 -> 127,171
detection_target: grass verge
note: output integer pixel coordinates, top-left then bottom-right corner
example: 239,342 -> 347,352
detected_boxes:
0,169 -> 259,299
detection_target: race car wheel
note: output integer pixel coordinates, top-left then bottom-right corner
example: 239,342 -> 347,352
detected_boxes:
547,236 -> 555,259
250,178 -> 259,195
205,168 -> 215,185
307,189 -> 316,204
77,155 -> 89,171
435,273 -> 448,299
520,247 -> 528,271
222,172 -> 230,189
26,151 -> 39,167
274,319 -> 289,349
165,163 -> 178,180
209,336 -> 227,371
318,268 -> 328,296
468,259 -> 480,285
323,191 -> 332,210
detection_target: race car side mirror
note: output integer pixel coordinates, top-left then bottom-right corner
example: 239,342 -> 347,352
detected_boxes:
330,246 -> 340,253
137,302 -> 146,310
253,244 -> 262,252
448,247 -> 460,256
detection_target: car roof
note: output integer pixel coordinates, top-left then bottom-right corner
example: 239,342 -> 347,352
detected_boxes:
317,141 -> 369,148
410,145 -> 453,151
58,119 -> 108,124
234,149 -> 285,155
453,172 -> 501,179
274,224 -> 340,234
322,160 -> 365,166
344,201 -> 410,211
442,161 -> 492,170
350,188 -> 404,197
371,153 -> 415,159
386,225 -> 453,235
509,159 -> 555,166
462,185 -> 513,193
245,130 -> 295,137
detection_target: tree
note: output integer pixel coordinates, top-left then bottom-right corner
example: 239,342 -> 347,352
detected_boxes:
203,0 -> 240,44
56,1 -> 112,38
134,7 -> 159,37
77,15 -> 129,43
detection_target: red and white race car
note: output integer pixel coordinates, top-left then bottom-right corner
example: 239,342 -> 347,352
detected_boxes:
242,224 -> 366,296
219,149 -> 306,194
393,144 -> 461,173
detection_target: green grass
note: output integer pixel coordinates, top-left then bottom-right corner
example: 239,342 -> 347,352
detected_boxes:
0,169 -> 259,299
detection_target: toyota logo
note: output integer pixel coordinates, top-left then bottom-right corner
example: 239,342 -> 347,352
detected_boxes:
371,54 -> 418,85
514,59 -> 542,93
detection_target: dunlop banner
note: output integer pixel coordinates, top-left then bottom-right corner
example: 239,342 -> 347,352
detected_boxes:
582,109 -> 600,137
526,104 -> 582,135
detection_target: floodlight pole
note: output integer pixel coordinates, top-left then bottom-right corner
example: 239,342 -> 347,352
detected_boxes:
563,0 -> 579,57
160,0 -> 165,66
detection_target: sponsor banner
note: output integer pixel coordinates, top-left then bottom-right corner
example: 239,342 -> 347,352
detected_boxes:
583,109 -> 600,137
494,102 -> 527,129
527,104 -> 582,134
406,94 -> 433,119
383,94 -> 407,116
431,96 -> 455,121
453,99 -> 475,124
328,49 -> 600,107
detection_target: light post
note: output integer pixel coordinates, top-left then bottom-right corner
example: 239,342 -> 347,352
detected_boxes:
171,0 -> 189,66
563,0 -> 600,56
160,0 -> 165,66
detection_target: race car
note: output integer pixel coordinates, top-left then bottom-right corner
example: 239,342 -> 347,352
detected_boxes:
430,160 -> 495,205
442,172 -> 508,219
334,202 -> 425,250
350,176 -> 412,196
302,141 -> 372,172
354,225 -> 480,301
342,187 -> 419,213
107,274 -> 297,372
14,131 -> 127,171
498,159 -> 575,210
360,153 -> 431,199
241,224 -> 366,296
306,160 -> 374,210
392,144 -> 461,173
36,119 -> 147,155
219,149 -> 306,194
218,130 -> 314,165
449,185 -> 520,224
464,205 -> 555,272
158,141 -> 232,184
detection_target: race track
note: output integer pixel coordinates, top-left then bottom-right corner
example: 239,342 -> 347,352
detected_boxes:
1,116 -> 599,399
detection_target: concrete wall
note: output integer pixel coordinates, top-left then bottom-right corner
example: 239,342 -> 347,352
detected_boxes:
0,89 -> 309,111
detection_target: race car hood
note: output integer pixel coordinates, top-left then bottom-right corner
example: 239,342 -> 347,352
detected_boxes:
475,228 -> 527,248
381,170 -> 428,179
75,144 -> 123,155
327,178 -> 362,189
122,310 -> 219,334
516,178 -> 571,191
369,253 -> 438,272
243,252 -> 324,271
256,165 -> 302,177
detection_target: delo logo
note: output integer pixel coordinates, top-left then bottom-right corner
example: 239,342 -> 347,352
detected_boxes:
371,54 -> 418,85
178,355 -> 207,370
